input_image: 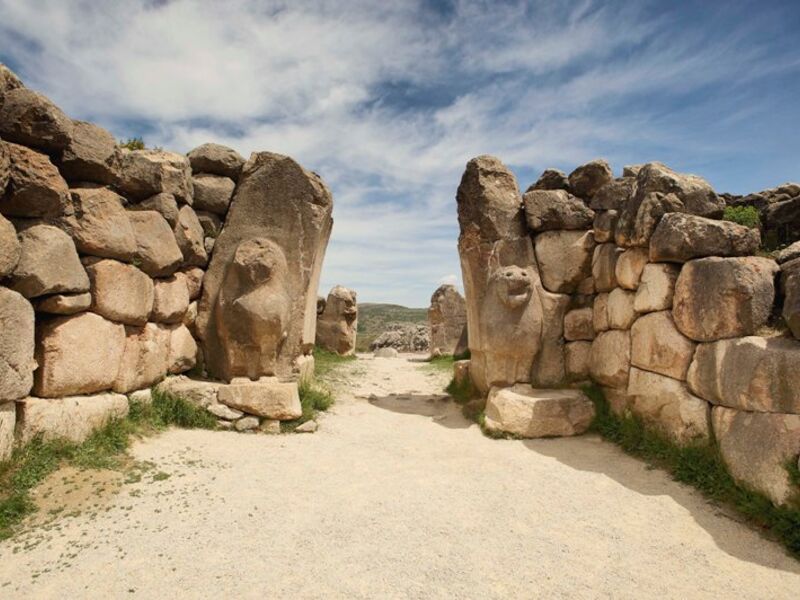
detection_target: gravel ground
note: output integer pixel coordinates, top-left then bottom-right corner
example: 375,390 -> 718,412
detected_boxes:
1,354 -> 798,599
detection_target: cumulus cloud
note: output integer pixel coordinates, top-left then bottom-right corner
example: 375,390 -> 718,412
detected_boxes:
1,0 -> 798,306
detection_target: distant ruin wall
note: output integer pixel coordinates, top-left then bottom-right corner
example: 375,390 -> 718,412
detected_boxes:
457,155 -> 800,506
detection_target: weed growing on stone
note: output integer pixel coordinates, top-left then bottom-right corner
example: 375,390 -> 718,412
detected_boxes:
583,384 -> 800,559
313,346 -> 356,379
282,381 -> 334,433
424,354 -> 455,372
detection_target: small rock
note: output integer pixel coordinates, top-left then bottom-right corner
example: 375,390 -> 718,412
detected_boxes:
295,420 -> 318,433
207,402 -> 244,420
260,419 -> 281,434
235,416 -> 260,431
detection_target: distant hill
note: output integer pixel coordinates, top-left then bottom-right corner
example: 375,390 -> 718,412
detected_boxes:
356,303 -> 428,351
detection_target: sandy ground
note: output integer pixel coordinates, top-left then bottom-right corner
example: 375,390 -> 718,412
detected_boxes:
1,354 -> 799,599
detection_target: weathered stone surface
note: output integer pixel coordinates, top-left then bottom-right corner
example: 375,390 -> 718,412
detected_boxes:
9,225 -> 89,298
631,311 -> 695,380
687,336 -> 800,414
607,288 -> 637,330
204,237 -> 215,256
590,330 -> 630,388
592,210 -> 618,243
602,386 -> 632,417
0,287 -> 35,400
218,378 -> 302,420
34,312 -> 125,397
128,192 -> 179,227
129,388 -> 153,405
781,266 -> 800,340
173,205 -> 207,267
634,162 -> 723,218
0,88 -> 73,152
568,159 -> 613,199
623,165 -> 642,178
181,266 -> 204,301
61,186 -> 136,260
113,323 -> 170,393
649,213 -> 760,263
712,406 -> 800,506
534,230 -> 595,293
0,63 -> 23,102
592,243 -> 619,292
295,419 -> 318,433
86,259 -> 154,326
627,368 -> 710,443
0,213 -> 20,277
207,402 -> 243,420
531,292 -> 569,387
196,210 -> 222,239
590,178 -> 634,211
616,192 -> 684,248
673,257 -> 778,342
154,376 -> 219,408
117,149 -> 193,203
0,402 -> 14,461
370,324 -> 430,353
593,293 -> 610,332
453,360 -> 470,387
198,152 -> 333,382
374,347 -> 399,358
426,284 -> 465,355
634,263 -> 679,313
484,384 -> 595,438
615,248 -> 648,290
776,241 -> 800,265
187,143 -> 245,180
152,273 -> 190,324
313,285 -> 357,355
565,341 -> 591,382
528,168 -> 568,191
166,324 -> 197,374
128,211 -> 183,277
58,120 -> 119,185
0,142 -> 70,218
192,174 -> 235,215
16,393 -> 128,445
184,300 -> 198,333
564,308 -> 594,341
235,416 -> 260,431
523,189 -> 593,231
0,138 -> 8,192
33,292 -> 91,315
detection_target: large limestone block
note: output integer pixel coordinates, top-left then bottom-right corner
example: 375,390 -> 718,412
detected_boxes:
316,285 -> 358,356
128,211 -> 184,277
593,293 -> 610,332
0,214 -> 20,277
0,63 -> 24,103
484,384 -> 595,438
152,273 -> 190,324
564,307 -> 594,341
61,186 -> 137,260
687,336 -> 800,414
630,311 -> 695,380
128,192 -> 179,227
592,210 -> 618,243
592,243 -> 619,292
58,120 -> 119,185
567,159 -> 613,199
34,312 -> 125,397
33,292 -> 91,315
673,257 -> 778,342
0,142 -> 71,218
9,225 -> 89,298
649,213 -> 760,263
166,323 -> 198,374
530,291 -> 569,386
712,406 -> 800,506
607,288 -> 636,330
533,230 -> 595,293
426,284 -> 464,355
174,204 -> 208,266
16,393 -> 129,445
528,168 -> 568,191
615,248 -> 648,290
113,323 -> 170,393
0,287 -> 36,400
192,174 -> 235,215
117,149 -> 193,203
565,341 -> 591,381
0,87 -> 73,152
590,178 -> 634,211
615,192 -> 683,248
187,143 -> 245,180
522,189 -> 594,231
198,152 -> 333,381
86,259 -> 154,326
0,402 -> 14,461
155,376 -> 219,408
627,368 -> 710,443
217,378 -> 302,420
776,241 -> 800,265
590,330 -> 630,388
632,162 -> 723,218
782,268 -> 800,340
634,263 -> 679,313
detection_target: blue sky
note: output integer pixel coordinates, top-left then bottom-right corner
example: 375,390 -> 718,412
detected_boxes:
1,0 -> 799,306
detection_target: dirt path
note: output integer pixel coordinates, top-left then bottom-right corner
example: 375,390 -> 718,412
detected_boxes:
1,354 -> 799,598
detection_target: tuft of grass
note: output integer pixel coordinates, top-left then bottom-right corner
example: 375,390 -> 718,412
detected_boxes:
119,137 -> 145,151
0,389 -> 216,539
424,354 -> 455,372
281,381 -> 334,433
723,205 -> 761,230
584,383 -> 800,558
445,374 -> 478,406
313,346 -> 356,379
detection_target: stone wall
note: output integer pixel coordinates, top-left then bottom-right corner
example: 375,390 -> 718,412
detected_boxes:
0,64 -> 332,452
456,155 -> 800,506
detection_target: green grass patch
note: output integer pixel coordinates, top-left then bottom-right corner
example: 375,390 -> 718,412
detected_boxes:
281,381 -> 335,433
118,136 -> 145,151
424,354 -> 455,372
723,205 -> 761,229
0,389 -> 216,539
312,346 -> 356,379
584,384 -> 800,558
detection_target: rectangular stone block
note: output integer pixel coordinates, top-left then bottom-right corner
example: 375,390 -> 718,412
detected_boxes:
217,378 -> 302,420
16,393 -> 128,445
